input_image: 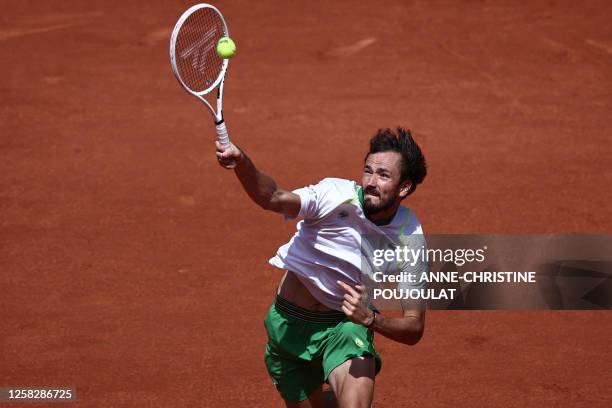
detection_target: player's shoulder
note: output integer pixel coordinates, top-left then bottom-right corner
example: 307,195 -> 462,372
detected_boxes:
317,177 -> 356,189
294,178 -> 358,221
311,177 -> 358,197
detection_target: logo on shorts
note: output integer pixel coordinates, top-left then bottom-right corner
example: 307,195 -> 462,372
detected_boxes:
354,337 -> 365,348
339,210 -> 349,219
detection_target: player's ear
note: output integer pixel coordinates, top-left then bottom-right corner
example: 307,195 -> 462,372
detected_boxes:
399,180 -> 412,199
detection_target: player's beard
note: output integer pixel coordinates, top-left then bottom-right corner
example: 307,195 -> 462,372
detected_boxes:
363,187 -> 399,218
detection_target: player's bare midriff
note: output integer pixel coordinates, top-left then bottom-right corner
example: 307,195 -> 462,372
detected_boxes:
277,270 -> 335,312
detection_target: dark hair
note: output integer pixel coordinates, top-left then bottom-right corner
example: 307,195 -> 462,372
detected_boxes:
365,127 -> 427,196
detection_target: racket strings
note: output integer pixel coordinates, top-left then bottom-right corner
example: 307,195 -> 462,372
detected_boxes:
174,8 -> 225,93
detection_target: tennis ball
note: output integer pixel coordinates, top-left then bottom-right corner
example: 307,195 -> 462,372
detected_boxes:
216,37 -> 236,59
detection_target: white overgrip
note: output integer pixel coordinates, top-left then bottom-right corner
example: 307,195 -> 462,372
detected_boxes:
215,121 -> 231,150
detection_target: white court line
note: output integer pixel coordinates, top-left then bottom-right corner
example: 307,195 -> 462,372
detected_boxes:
0,12 -> 103,42
0,21 -> 87,42
586,39 -> 612,56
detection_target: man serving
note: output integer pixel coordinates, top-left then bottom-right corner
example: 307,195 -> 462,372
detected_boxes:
216,128 -> 428,408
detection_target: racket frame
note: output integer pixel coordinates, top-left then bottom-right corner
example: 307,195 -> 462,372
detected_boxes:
169,3 -> 232,147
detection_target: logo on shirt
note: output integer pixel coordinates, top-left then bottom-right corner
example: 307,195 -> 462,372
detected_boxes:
354,337 -> 365,348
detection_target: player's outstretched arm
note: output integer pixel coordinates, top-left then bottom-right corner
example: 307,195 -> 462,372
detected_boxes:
215,141 -> 301,218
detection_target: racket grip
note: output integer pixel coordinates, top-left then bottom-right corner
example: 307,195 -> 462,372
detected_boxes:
215,121 -> 231,150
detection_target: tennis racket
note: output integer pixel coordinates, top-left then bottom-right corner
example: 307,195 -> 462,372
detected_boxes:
169,3 -> 232,149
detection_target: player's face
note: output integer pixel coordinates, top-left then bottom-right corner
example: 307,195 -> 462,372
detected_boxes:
362,151 -> 410,217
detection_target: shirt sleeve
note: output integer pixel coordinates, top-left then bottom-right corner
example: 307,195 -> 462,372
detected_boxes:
291,178 -> 353,221
398,232 -> 428,291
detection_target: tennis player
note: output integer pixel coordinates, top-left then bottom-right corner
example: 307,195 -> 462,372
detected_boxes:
216,128 -> 427,408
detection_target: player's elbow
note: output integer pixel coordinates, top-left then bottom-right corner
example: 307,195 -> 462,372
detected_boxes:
261,190 -> 285,212
403,329 -> 424,346
402,321 -> 425,346
264,190 -> 299,218
259,199 -> 273,211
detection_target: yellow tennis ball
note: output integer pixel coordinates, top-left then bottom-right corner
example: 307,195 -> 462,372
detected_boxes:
216,37 -> 236,59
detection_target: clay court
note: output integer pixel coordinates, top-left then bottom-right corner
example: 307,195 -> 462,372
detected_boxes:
1,0 -> 611,406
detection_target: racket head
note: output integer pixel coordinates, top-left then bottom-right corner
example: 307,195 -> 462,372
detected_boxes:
170,4 -> 229,96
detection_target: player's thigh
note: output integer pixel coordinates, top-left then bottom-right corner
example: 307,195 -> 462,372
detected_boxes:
328,356 -> 375,408
321,320 -> 380,399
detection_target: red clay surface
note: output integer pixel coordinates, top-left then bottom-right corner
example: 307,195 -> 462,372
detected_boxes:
1,0 -> 611,407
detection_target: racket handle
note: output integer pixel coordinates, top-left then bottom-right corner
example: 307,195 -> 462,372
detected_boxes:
215,121 -> 231,150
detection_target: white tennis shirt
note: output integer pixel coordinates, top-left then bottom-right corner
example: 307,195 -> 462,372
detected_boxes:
269,178 -> 426,310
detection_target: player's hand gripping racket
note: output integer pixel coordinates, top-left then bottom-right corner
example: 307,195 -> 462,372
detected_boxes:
169,4 -> 232,149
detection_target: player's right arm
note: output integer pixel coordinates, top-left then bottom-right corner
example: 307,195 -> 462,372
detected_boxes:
215,141 -> 301,217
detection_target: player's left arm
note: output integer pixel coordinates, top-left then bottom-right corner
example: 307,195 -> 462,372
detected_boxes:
337,281 -> 425,345
371,306 -> 425,346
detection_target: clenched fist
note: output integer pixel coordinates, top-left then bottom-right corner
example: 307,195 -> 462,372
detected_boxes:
215,140 -> 243,169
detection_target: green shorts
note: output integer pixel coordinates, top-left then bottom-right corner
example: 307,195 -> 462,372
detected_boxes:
263,296 -> 382,403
